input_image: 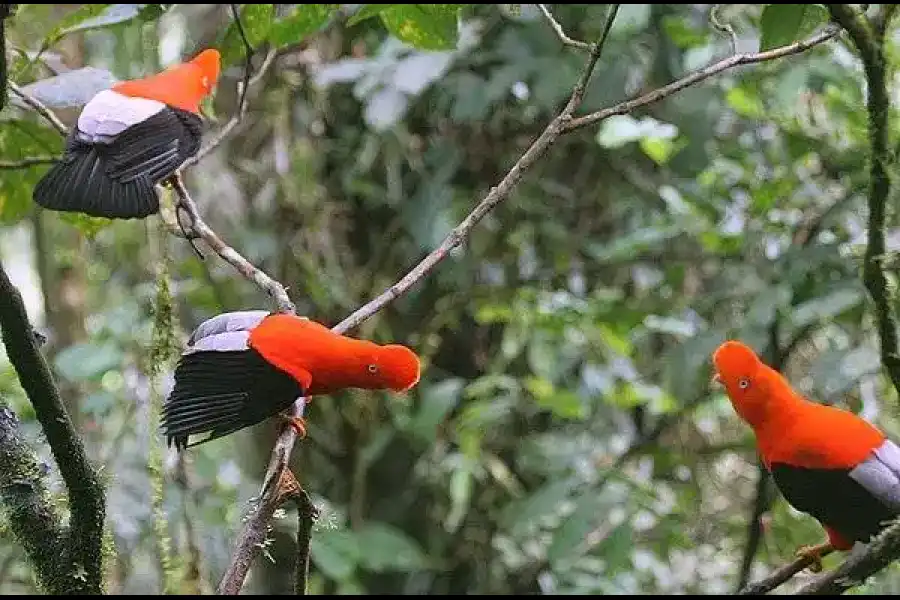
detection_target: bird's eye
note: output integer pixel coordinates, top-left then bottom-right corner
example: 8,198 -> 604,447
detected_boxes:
367,364 -> 379,374
738,377 -> 750,390
201,76 -> 209,89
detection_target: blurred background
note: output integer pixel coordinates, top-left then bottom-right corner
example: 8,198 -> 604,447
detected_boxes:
2,3 -> 899,595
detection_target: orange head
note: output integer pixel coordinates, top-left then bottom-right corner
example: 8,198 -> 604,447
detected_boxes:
112,48 -> 221,114
248,314 -> 421,397
711,340 -> 791,428
368,344 -> 421,391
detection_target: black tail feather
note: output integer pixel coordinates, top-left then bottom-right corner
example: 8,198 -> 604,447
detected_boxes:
162,349 -> 303,450
33,144 -> 159,219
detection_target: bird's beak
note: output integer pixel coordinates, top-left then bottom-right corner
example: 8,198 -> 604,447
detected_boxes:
710,372 -> 722,387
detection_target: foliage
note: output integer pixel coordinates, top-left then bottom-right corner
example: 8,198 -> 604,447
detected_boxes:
1,2 -> 899,595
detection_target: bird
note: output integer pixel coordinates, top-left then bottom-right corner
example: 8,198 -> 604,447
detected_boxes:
711,340 -> 900,571
161,310 -> 421,451
32,48 -> 221,220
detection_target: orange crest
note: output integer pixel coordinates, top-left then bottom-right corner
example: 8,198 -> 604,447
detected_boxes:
112,48 -> 222,114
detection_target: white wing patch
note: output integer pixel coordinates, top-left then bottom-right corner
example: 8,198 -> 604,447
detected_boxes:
849,439 -> 900,512
76,90 -> 167,142
187,310 -> 271,347
183,330 -> 251,355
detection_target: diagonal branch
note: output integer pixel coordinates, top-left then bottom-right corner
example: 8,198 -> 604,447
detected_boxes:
537,4 -> 592,51
0,262 -> 105,594
563,24 -> 840,133
7,80 -> 69,135
169,176 -> 296,313
0,156 -> 59,169
737,545 -> 835,595
825,3 -> 900,397
216,5 -> 622,594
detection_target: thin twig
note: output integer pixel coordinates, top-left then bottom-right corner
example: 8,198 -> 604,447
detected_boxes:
737,545 -> 835,595
0,156 -> 59,168
294,490 -> 317,595
710,4 -> 738,54
7,80 -> 69,135
179,47 -> 275,170
537,4 -> 592,50
563,24 -> 840,133
169,175 -> 296,313
216,5 -> 622,594
230,3 -> 253,119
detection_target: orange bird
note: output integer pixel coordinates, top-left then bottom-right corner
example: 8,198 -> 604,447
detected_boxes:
711,340 -> 900,569
33,49 -> 221,219
161,311 -> 421,450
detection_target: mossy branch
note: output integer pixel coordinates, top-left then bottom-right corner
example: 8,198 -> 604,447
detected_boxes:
0,398 -> 67,593
0,261 -> 106,594
825,4 -> 900,397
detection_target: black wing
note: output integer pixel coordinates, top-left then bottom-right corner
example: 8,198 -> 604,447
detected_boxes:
33,107 -> 202,219
161,348 -> 303,450
770,462 -> 899,544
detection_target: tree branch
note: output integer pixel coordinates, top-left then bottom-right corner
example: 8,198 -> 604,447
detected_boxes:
0,156 -> 59,169
825,4 -> 900,397
737,546 -> 835,595
0,400 -> 67,593
7,79 -> 69,135
0,262 -> 105,594
795,519 -> 900,594
537,4 -> 592,51
563,24 -> 840,133
216,5 -> 622,594
169,176 -> 296,313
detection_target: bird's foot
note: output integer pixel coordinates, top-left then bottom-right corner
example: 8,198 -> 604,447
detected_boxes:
280,411 -> 308,439
795,542 -> 833,573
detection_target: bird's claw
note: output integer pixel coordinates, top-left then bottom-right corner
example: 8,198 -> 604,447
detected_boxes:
795,542 -> 831,573
280,412 -> 308,439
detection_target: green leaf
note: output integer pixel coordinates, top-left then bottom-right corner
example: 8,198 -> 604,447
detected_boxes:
408,378 -> 463,442
525,377 -> 586,420
355,523 -> 429,572
640,136 -> 683,165
726,85 -> 764,118
445,465 -> 472,533
57,213 -> 114,239
347,4 -> 393,26
46,4 -> 112,41
378,5 -> 463,51
54,342 -> 122,382
58,4 -> 161,35
790,286 -> 864,329
759,4 -> 828,51
548,491 -> 604,565
218,4 -> 276,67
501,478 -> 576,531
269,4 -> 338,47
310,529 -> 361,581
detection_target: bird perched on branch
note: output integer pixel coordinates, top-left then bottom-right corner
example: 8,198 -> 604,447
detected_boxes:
32,48 -> 220,220
161,310 -> 421,450
711,340 -> 900,571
